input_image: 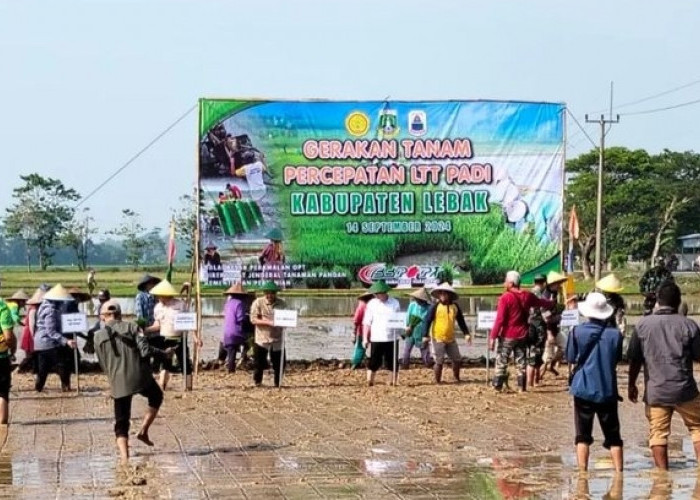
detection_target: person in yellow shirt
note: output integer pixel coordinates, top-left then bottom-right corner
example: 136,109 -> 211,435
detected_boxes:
423,283 -> 471,384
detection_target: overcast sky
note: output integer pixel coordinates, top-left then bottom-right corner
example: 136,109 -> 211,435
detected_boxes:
1,0 -> 699,233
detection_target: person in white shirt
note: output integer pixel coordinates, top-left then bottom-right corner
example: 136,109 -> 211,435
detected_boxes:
362,281 -> 401,386
235,160 -> 267,198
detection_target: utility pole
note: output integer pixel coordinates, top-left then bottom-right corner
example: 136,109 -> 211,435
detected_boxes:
585,112 -> 619,282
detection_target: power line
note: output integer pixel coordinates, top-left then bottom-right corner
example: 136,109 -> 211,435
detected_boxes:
588,77 -> 700,114
565,108 -> 597,148
76,103 -> 197,208
620,96 -> 700,116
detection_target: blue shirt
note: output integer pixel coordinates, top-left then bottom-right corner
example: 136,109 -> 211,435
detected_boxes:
134,291 -> 156,326
35,300 -> 68,351
566,319 -> 623,403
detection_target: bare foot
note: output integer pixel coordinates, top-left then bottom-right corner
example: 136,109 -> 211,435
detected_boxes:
136,433 -> 154,446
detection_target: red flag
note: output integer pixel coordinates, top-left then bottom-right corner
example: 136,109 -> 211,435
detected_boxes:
568,206 -> 580,240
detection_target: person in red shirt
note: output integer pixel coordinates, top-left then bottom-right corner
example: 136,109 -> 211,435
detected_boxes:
488,270 -> 554,392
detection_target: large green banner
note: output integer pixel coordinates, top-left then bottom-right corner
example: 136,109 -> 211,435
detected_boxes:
198,99 -> 564,288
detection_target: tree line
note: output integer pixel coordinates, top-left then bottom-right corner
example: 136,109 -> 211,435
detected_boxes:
1,174 -> 196,270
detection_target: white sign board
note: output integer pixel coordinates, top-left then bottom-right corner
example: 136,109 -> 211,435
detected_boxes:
477,311 -> 497,330
61,313 -> 88,333
174,312 -> 197,331
560,310 -> 580,327
273,309 -> 298,328
396,279 -> 412,289
386,311 -> 406,330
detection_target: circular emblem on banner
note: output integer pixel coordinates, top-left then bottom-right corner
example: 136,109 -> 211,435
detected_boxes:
345,111 -> 370,137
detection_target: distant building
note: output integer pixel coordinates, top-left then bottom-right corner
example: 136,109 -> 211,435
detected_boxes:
675,234 -> 700,271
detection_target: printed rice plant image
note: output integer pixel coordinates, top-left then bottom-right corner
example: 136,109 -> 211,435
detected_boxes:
264,146 -> 558,285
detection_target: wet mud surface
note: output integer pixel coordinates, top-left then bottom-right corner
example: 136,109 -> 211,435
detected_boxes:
2,367 -> 700,498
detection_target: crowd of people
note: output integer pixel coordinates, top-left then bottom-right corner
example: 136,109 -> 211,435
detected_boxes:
0,258 -> 696,471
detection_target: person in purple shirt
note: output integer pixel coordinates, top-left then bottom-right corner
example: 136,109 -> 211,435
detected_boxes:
222,283 -> 253,373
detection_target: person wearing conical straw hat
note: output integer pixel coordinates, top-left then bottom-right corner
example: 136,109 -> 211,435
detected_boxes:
259,228 -> 286,289
135,274 -> 161,330
5,290 -> 29,327
19,288 -> 45,365
402,287 -> 435,370
250,281 -> 288,387
540,271 -> 568,380
0,284 -> 16,424
144,280 -> 201,391
34,284 -> 78,392
221,283 -> 253,374
351,288 -> 374,370
362,281 -> 401,387
489,271 -> 555,392
595,274 -> 626,332
423,283 -> 470,384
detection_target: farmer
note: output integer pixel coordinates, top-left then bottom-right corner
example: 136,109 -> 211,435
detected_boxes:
526,274 -> 548,388
628,281 -> 700,470
145,280 -> 201,390
541,271 -> 567,378
595,274 -> 627,332
204,243 -> 222,267
259,228 -> 285,287
135,274 -> 161,369
423,283 -> 471,383
34,284 -> 77,392
0,289 -> 15,425
351,289 -> 374,369
362,281 -> 401,387
222,283 -> 252,373
94,299 -> 173,463
401,287 -> 433,369
566,292 -> 624,472
250,281 -> 288,387
489,271 -> 554,392
5,290 -> 28,327
20,288 -> 45,370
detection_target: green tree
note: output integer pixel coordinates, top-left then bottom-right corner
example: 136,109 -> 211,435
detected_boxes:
170,191 -> 198,261
59,208 -> 97,270
3,174 -> 81,270
108,209 -> 157,270
566,147 -> 700,275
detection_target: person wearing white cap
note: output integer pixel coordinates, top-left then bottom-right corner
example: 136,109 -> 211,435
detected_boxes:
565,292 -> 623,472
489,271 -> 554,392
34,284 -> 78,392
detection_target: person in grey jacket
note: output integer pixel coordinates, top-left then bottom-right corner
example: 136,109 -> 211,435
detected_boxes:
94,299 -> 173,463
34,285 -> 77,392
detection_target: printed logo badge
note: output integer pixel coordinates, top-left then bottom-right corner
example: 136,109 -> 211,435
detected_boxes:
377,109 -> 400,139
408,110 -> 427,136
345,111 -> 370,137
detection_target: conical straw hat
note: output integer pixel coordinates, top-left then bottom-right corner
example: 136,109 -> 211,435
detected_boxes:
26,288 -> 46,305
430,282 -> 458,300
546,271 -> 568,285
43,284 -> 74,301
9,290 -> 29,302
149,280 -> 179,297
596,274 -> 624,293
409,287 -> 431,303
67,287 -> 91,303
223,283 -> 251,295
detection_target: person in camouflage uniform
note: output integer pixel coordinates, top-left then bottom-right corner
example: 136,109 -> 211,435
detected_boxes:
639,256 -> 674,315
526,274 -> 548,388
